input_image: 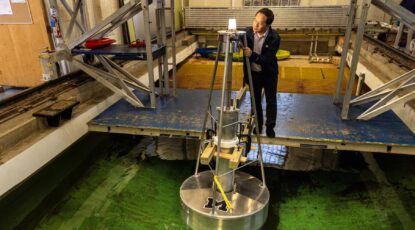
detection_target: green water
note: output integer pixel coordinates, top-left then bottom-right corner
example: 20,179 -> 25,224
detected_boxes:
37,157 -> 190,230
2,134 -> 415,229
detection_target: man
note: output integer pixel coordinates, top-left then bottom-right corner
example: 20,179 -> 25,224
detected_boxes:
243,8 -> 280,137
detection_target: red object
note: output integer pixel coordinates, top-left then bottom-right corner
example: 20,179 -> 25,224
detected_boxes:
130,39 -> 145,47
84,38 -> 116,49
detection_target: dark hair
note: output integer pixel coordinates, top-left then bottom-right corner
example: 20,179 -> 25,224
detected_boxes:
255,8 -> 274,25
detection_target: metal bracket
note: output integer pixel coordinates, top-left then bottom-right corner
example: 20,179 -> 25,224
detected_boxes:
350,69 -> 415,120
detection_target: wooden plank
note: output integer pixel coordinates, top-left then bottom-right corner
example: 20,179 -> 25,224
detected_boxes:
229,147 -> 244,169
0,0 -> 52,87
33,100 -> 79,117
200,144 -> 215,165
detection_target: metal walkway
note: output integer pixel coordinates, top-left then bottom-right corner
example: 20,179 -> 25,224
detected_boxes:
88,89 -> 415,155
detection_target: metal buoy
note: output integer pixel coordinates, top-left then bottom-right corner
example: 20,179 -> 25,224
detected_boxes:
180,19 -> 269,229
180,171 -> 269,230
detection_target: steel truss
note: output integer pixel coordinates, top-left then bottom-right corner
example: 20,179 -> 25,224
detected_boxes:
41,0 -> 177,108
334,0 -> 415,121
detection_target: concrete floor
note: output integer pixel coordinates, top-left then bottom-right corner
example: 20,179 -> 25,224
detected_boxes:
176,57 -> 355,95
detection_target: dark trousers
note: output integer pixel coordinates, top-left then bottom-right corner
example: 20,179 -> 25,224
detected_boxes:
251,71 -> 278,130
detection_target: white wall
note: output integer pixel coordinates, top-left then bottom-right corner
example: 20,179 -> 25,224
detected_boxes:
132,3 -> 174,40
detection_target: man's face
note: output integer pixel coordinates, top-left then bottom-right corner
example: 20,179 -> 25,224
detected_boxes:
252,13 -> 268,34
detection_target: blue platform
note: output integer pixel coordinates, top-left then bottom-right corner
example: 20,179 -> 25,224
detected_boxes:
88,89 -> 415,155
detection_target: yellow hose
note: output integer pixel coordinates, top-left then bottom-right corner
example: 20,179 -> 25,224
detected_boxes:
213,175 -> 233,210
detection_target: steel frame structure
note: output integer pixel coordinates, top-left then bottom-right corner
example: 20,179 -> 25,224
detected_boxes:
41,0 -> 177,108
334,0 -> 415,121
308,34 -> 333,63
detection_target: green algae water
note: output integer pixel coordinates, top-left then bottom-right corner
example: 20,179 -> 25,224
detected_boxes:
2,133 -> 415,229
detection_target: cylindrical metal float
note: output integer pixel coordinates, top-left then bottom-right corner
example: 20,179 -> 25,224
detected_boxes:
180,171 -> 269,230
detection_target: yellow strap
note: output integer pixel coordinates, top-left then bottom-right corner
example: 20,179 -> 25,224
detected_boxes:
213,175 -> 233,210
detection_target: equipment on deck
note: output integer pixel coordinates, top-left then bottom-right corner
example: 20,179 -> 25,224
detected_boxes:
129,39 -> 146,48
84,38 -> 116,49
196,47 -> 290,61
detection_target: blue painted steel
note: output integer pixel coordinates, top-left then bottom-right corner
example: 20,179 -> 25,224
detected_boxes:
71,45 -> 166,60
238,93 -> 415,146
92,89 -> 221,134
195,47 -> 216,58
90,89 -> 415,146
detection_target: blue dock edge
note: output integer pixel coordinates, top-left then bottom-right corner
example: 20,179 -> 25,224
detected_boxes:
88,89 -> 415,155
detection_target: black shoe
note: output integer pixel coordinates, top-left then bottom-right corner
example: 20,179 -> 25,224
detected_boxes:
266,127 -> 275,138
253,127 -> 262,135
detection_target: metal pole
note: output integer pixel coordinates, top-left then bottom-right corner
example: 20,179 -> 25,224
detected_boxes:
356,73 -> 365,96
243,33 -> 266,187
44,0 -> 71,75
215,34 -> 230,179
170,0 -> 177,96
314,35 -> 318,56
334,0 -> 357,104
68,1 -> 137,49
394,22 -> 404,48
60,0 -> 86,33
156,8 -> 164,95
341,0 -> 371,119
160,0 -> 170,95
406,28 -> 413,53
226,51 -> 233,107
80,0 -> 89,30
211,33 -> 230,214
194,40 -> 222,175
308,35 -> 314,60
143,0 -> 157,108
65,0 -> 82,40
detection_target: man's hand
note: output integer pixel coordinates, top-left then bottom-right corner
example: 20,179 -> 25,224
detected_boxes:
243,47 -> 252,57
